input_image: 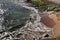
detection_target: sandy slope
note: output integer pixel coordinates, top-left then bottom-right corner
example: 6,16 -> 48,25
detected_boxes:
40,11 -> 60,37
48,12 -> 60,37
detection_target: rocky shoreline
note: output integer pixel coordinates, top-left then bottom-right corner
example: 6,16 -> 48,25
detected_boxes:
0,0 -> 60,40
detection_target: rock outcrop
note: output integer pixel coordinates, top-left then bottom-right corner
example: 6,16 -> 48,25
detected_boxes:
47,0 -> 60,4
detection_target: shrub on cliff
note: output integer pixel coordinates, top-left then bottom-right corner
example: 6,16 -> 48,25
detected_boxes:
31,0 -> 60,10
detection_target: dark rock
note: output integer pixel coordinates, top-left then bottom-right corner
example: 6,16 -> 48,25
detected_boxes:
44,34 -> 49,37
26,0 -> 31,2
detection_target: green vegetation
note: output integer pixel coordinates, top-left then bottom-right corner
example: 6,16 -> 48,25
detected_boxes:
42,38 -> 56,40
40,36 -> 60,40
31,0 -> 60,9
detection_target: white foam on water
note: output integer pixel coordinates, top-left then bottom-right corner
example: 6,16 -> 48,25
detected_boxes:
0,9 -> 4,31
22,6 -> 38,13
20,6 -> 52,33
0,9 -> 4,14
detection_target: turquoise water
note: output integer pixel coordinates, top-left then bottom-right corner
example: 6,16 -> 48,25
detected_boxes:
2,3 -> 33,28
